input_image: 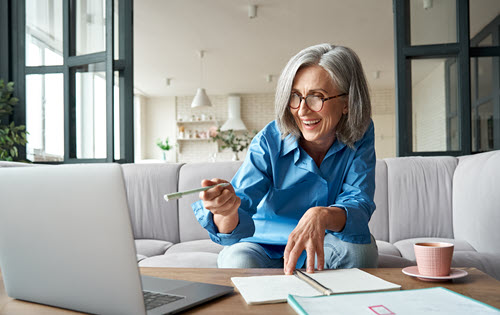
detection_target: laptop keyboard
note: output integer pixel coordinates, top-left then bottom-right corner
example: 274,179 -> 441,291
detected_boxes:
143,290 -> 185,310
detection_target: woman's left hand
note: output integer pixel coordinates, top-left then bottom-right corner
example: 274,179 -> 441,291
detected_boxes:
283,207 -> 328,275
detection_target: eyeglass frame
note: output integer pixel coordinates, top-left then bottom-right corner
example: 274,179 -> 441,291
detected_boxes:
288,92 -> 348,112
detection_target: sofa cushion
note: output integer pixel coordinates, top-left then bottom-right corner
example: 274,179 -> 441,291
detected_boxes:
393,238 -> 476,261
165,239 -> 223,254
385,156 -> 457,243
377,254 -> 415,268
121,163 -> 183,243
453,150 -> 500,256
370,160 -> 389,241
376,240 -> 401,257
451,252 -> 500,281
134,239 -> 174,257
139,252 -> 219,268
178,161 -> 243,242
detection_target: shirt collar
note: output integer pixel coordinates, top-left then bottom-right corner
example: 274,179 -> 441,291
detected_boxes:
281,135 -> 347,160
280,134 -> 299,157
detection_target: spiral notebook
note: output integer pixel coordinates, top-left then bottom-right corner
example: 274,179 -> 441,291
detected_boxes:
231,268 -> 401,305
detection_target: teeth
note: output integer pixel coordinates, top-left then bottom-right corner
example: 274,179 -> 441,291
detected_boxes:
303,120 -> 320,125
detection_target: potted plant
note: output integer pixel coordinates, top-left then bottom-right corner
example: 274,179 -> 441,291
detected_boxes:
156,137 -> 174,161
0,80 -> 28,161
210,127 -> 257,161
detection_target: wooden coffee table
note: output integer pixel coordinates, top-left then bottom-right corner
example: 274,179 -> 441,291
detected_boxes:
1,267 -> 499,314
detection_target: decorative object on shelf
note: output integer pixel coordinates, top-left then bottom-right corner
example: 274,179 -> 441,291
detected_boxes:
210,127 -> 257,161
0,80 -> 28,161
178,126 -> 185,139
191,50 -> 212,108
156,137 -> 175,161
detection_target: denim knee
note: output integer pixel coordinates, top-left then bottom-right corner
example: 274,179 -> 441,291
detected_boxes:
217,242 -> 282,268
323,234 -> 378,269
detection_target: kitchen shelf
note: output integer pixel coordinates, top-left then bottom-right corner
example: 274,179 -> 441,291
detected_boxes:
176,120 -> 217,125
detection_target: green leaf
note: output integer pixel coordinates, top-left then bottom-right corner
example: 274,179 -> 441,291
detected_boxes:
8,97 -> 19,106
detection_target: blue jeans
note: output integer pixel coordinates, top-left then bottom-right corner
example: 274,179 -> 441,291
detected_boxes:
217,234 -> 378,269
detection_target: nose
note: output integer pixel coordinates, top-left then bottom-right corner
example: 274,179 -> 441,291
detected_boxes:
297,97 -> 311,115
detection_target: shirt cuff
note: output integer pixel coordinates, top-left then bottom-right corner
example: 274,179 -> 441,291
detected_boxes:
327,203 -> 370,244
192,200 -> 255,246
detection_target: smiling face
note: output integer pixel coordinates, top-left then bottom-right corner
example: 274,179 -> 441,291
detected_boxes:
290,65 -> 348,153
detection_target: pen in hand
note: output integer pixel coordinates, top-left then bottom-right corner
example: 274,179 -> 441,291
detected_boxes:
164,183 -> 230,201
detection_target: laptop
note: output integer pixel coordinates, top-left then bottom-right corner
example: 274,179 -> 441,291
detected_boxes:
0,163 -> 233,314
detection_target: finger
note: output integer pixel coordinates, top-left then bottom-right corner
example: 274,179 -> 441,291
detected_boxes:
316,245 -> 325,271
201,179 -> 216,187
205,192 -> 238,214
306,246 -> 316,273
285,246 -> 303,275
283,241 -> 293,274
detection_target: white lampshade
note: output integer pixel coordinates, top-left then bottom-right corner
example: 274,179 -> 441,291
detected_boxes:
191,88 -> 212,108
221,95 -> 247,131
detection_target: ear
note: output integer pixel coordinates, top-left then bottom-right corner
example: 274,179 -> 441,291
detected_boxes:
342,103 -> 348,115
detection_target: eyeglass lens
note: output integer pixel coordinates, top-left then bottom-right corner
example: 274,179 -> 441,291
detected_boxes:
289,94 -> 323,111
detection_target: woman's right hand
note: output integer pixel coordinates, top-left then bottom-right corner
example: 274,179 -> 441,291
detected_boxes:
199,178 -> 240,233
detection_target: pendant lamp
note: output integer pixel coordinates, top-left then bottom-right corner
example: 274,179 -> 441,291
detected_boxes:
191,50 -> 212,108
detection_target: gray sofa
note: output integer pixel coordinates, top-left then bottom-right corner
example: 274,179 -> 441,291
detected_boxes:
2,150 -> 499,280
120,150 -> 500,280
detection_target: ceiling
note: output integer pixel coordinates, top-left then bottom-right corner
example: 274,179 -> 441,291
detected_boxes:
133,0 -> 499,98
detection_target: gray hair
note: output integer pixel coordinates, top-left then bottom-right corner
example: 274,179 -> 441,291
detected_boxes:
275,43 -> 371,148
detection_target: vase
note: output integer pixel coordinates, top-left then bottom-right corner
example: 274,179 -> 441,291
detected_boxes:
232,152 -> 239,161
162,150 -> 171,162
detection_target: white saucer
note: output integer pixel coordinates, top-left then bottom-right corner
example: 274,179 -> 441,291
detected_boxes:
402,266 -> 468,282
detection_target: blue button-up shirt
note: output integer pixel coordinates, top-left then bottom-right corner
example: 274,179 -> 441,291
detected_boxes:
192,120 -> 376,267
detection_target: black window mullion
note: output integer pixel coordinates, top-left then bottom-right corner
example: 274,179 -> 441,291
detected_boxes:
13,0 -> 26,159
457,0 -> 471,155
403,44 -> 460,58
120,0 -> 134,163
394,0 -> 411,156
67,52 -> 107,67
26,65 -> 65,75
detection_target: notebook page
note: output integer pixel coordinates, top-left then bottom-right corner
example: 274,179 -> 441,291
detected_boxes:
231,274 -> 321,304
308,268 -> 401,294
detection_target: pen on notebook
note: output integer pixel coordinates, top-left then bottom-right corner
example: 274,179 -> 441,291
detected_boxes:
164,183 -> 230,201
294,269 -> 334,296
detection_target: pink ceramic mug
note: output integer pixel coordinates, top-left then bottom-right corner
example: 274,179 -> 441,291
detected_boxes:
414,242 -> 454,277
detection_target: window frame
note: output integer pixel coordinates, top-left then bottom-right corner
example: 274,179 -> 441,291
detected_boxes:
7,0 -> 134,163
393,0 -> 500,157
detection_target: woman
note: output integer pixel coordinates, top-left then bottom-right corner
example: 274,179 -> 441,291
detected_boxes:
192,43 -> 377,275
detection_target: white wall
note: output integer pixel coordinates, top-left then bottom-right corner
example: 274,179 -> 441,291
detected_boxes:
142,96 -> 177,161
412,61 -> 447,152
372,89 -> 396,159
141,89 -> 396,162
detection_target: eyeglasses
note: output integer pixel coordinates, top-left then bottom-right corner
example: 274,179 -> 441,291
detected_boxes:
288,92 -> 348,112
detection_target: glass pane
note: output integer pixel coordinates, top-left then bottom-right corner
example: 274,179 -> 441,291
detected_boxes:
73,63 -> 106,159
411,58 -> 459,152
26,74 -> 64,162
26,0 -> 63,66
448,61 -> 457,115
478,34 -> 493,47
410,0 -> 456,46
76,0 -> 106,55
478,57 -> 493,99
472,101 -> 494,152
470,0 -> 500,40
114,0 -> 119,60
114,72 -> 120,160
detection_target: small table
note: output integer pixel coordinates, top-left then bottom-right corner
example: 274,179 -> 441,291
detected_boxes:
1,268 -> 499,314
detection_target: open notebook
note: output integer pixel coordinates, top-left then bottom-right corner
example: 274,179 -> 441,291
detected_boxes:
231,268 -> 401,305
